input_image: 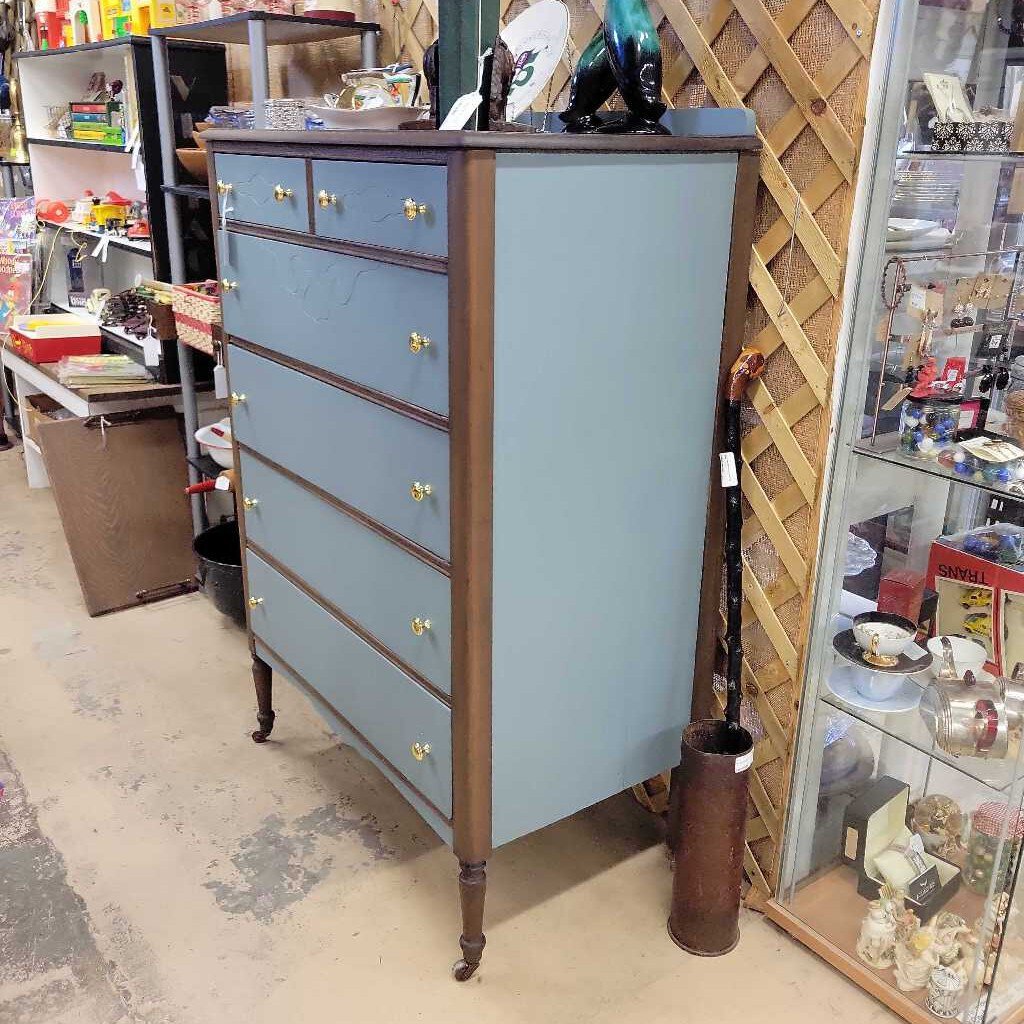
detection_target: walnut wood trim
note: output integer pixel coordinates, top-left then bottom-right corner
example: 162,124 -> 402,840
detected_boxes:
447,149 -> 495,865
236,442 -> 451,577
247,539 -> 452,707
252,637 -> 454,826
690,148 -> 760,723
223,219 -> 449,275
227,338 -> 450,433
206,129 -> 762,155
305,158 -> 316,234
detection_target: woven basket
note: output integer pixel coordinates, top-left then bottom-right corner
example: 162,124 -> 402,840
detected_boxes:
172,281 -> 221,356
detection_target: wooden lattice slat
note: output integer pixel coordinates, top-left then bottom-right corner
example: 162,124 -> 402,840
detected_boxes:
371,0 -> 879,898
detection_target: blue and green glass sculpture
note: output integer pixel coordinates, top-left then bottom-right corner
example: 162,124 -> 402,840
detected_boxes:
560,0 -> 668,135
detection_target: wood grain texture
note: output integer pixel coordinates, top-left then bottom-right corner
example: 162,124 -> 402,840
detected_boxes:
35,408 -> 195,615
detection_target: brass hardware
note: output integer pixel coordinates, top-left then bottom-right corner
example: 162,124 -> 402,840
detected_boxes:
410,617 -> 432,636
220,279 -> 238,292
410,481 -> 433,502
273,184 -> 295,202
409,332 -> 431,354
403,198 -> 428,221
317,189 -> 338,208
410,742 -> 432,761
243,497 -> 259,510
216,180 -> 233,196
229,392 -> 247,407
248,596 -> 264,608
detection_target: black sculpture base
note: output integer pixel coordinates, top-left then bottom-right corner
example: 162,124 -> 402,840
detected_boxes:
595,113 -> 671,135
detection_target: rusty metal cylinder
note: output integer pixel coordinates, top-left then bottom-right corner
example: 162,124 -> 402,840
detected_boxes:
668,719 -> 754,956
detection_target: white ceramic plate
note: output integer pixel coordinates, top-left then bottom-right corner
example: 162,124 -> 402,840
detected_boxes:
887,217 -> 940,241
309,105 -> 430,130
886,227 -> 955,253
826,664 -> 923,713
501,0 -> 570,119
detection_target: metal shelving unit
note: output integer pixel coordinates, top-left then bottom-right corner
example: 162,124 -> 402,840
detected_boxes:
150,11 -> 380,534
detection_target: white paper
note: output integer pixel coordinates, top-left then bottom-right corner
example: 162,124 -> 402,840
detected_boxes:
213,363 -> 228,400
142,332 -> 161,367
440,92 -> 483,130
735,750 -> 753,773
91,235 -> 111,263
719,451 -> 738,488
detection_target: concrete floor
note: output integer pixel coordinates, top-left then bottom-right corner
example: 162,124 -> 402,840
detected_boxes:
0,445 -> 897,1024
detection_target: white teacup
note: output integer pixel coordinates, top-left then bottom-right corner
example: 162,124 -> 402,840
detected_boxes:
927,635 -> 988,678
853,670 -> 906,702
852,612 -> 916,667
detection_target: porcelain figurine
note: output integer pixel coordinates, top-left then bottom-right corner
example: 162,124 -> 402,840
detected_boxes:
932,911 -> 970,966
559,0 -> 669,135
894,928 -> 941,992
927,964 -> 966,1018
879,883 -> 919,944
856,901 -> 897,969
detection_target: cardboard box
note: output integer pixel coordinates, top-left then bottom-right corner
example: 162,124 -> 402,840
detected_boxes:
843,776 -> 960,922
22,393 -> 66,444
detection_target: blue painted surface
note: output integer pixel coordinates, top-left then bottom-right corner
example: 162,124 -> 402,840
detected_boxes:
215,154 -> 308,232
254,639 -> 454,844
489,152 -> 737,847
220,231 -> 450,415
228,345 -> 451,561
247,551 -> 453,817
312,160 -> 448,257
240,450 -> 453,695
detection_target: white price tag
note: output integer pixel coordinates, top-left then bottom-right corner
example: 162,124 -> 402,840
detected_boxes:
719,451 -> 738,488
142,332 -> 161,367
735,750 -> 753,773
440,92 -> 483,130
213,363 -> 228,400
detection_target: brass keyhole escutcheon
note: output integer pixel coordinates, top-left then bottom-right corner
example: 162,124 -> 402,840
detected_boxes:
411,617 -> 432,636
243,497 -> 259,510
409,332 -> 431,354
410,742 -> 431,761
221,279 -> 238,292
410,481 -> 433,502
273,185 -> 294,202
216,180 -> 233,196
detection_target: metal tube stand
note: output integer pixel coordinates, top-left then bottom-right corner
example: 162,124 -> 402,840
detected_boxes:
249,18 -> 270,129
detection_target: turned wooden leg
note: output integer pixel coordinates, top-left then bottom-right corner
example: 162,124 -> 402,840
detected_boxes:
251,654 -> 275,744
453,859 -> 486,981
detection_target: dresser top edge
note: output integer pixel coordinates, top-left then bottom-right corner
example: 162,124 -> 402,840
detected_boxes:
203,128 -> 761,156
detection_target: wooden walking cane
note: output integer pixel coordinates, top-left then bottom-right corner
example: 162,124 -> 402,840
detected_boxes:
667,346 -> 764,957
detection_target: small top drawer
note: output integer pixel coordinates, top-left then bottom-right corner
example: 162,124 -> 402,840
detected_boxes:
215,154 -> 308,233
312,160 -> 447,257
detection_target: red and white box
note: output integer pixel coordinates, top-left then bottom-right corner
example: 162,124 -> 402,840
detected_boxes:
8,314 -> 101,364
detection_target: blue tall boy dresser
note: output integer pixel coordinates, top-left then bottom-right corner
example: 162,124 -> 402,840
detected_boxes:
204,127 -> 758,979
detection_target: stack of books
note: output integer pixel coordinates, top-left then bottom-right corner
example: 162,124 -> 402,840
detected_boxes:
57,354 -> 154,388
69,101 -> 125,147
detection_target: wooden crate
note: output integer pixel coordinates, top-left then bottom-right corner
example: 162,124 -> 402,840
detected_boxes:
371,0 -> 880,899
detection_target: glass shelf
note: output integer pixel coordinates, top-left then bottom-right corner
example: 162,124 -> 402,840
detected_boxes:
898,150 -> 1024,163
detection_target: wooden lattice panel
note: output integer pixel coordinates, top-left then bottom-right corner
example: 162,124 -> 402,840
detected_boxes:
372,0 -> 879,898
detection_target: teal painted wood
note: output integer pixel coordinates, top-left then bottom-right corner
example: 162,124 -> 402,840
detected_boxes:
254,639 -> 453,843
220,231 -> 449,415
228,346 -> 451,560
240,450 -> 453,695
247,552 -> 453,817
489,152 -> 738,848
312,160 -> 448,257
215,154 -> 308,232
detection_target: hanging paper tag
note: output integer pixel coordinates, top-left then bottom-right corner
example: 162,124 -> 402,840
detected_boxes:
92,234 -> 111,263
719,451 -> 738,488
213,363 -> 228,399
440,92 -> 483,130
882,386 -> 912,412
219,201 -> 234,262
215,474 -> 232,491
142,332 -> 161,367
735,750 -> 753,773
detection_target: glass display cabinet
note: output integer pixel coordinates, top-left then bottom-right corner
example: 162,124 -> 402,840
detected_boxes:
766,0 -> 1024,1021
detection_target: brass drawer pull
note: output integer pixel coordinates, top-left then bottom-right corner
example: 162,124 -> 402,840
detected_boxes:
410,742 -> 431,761
216,180 -> 233,195
248,596 -> 264,608
229,392 -> 247,407
221,278 -> 238,292
317,189 -> 338,208
411,617 -> 432,636
403,198 -> 428,221
242,497 -> 259,510
273,184 -> 295,202
409,332 -> 431,354
410,481 -> 433,502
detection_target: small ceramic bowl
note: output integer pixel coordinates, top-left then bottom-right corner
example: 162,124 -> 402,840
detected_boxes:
853,669 -> 907,702
852,611 -> 917,665
926,634 -> 988,678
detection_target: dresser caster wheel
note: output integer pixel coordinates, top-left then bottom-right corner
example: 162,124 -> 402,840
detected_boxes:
453,958 -> 479,982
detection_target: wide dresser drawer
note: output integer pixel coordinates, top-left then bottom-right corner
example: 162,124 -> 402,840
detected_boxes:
215,154 -> 308,233
220,232 -> 449,415
312,159 -> 447,257
239,450 -> 452,695
229,345 -> 451,561
246,550 -> 453,816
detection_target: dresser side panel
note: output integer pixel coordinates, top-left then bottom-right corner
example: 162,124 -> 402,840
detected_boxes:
490,152 -> 739,848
